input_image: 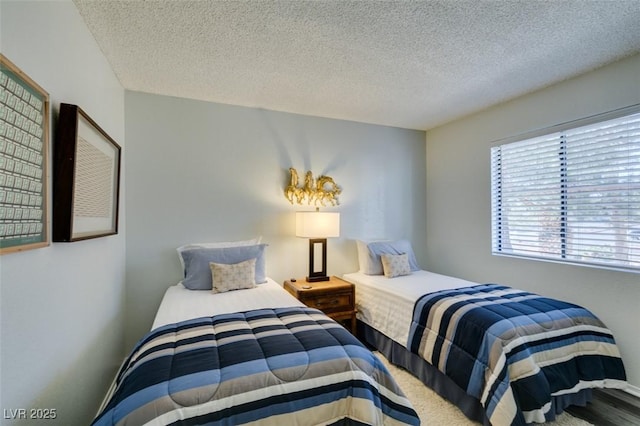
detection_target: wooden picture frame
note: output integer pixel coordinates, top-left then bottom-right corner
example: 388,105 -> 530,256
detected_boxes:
0,54 -> 50,254
53,103 -> 121,242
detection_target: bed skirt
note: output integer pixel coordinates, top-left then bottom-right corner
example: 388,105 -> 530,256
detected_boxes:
357,320 -> 593,425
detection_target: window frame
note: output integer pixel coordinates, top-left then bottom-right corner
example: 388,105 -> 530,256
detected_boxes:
490,104 -> 640,273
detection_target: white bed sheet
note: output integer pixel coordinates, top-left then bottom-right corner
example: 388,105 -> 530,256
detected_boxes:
342,270 -> 475,348
151,278 -> 305,330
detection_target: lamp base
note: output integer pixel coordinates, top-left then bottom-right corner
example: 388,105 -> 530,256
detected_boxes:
307,238 -> 329,283
306,275 -> 330,283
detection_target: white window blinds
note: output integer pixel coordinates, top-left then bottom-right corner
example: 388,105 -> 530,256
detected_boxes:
491,109 -> 640,272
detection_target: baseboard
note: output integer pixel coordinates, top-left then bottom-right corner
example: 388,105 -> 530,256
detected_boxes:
625,383 -> 640,399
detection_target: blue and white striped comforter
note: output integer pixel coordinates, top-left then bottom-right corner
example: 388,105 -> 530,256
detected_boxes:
408,284 -> 626,426
93,306 -> 420,426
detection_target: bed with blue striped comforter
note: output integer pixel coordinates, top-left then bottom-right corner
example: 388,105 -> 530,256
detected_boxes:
93,306 -> 419,426
408,284 -> 626,426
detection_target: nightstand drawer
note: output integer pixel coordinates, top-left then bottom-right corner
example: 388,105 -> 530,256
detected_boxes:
304,293 -> 352,311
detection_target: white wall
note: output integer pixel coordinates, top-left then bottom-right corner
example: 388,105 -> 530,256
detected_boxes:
0,1 -> 126,424
124,91 -> 426,349
425,54 -> 640,390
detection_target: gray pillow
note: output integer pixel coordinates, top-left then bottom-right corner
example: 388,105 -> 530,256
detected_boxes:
364,240 -> 420,275
181,244 -> 268,290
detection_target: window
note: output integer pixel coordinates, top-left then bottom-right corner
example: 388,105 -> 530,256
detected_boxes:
491,107 -> 640,272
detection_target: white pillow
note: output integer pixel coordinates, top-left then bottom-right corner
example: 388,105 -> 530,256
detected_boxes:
356,239 -> 387,273
381,253 -> 412,278
210,258 -> 257,293
177,236 -> 262,274
356,240 -> 368,273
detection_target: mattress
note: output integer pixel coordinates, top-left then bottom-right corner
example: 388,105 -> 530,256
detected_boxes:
342,270 -> 475,347
151,278 -> 305,329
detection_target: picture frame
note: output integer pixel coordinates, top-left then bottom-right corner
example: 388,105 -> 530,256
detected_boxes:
0,54 -> 50,254
53,103 -> 121,242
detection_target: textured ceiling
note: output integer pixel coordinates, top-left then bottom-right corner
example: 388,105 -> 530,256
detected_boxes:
73,0 -> 640,130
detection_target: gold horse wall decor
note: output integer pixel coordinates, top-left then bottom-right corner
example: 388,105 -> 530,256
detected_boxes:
285,167 -> 342,206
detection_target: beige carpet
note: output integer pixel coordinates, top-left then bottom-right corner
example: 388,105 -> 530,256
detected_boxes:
375,352 -> 594,426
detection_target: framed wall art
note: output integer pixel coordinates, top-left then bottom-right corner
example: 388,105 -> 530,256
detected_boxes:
53,103 -> 121,242
0,54 -> 50,254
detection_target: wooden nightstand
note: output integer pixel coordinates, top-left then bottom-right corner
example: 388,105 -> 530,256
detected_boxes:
284,276 -> 356,334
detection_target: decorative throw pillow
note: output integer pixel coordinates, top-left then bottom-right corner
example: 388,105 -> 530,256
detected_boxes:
210,258 -> 257,293
380,253 -> 412,278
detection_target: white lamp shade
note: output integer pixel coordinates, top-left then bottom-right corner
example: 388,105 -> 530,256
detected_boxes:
296,211 -> 340,238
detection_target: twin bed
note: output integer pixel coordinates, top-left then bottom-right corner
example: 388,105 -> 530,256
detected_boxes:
92,242 -> 420,426
344,239 -> 628,426
93,239 -> 627,426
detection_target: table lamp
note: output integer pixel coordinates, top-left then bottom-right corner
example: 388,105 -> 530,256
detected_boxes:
296,209 -> 340,282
